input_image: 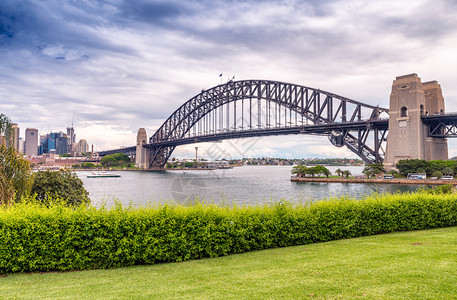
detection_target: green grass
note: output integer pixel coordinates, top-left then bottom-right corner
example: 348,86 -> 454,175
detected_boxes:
1,227 -> 456,299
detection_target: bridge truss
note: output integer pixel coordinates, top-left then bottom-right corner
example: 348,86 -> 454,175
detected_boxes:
422,114 -> 457,137
145,80 -> 389,168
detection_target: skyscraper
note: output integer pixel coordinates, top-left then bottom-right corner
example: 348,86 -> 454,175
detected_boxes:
66,126 -> 75,155
75,139 -> 89,156
56,135 -> 68,155
11,123 -> 20,152
25,128 -> 39,156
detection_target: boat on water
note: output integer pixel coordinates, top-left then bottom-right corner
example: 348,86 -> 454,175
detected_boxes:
87,171 -> 121,178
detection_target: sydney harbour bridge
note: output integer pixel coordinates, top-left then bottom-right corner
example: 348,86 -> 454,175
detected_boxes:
98,74 -> 457,169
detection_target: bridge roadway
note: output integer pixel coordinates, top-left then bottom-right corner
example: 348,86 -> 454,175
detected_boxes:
422,113 -> 457,137
97,119 -> 389,157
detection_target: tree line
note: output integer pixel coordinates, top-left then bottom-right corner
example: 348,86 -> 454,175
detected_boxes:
291,165 -> 353,178
396,159 -> 456,178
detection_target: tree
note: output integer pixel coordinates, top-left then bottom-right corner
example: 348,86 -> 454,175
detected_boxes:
291,165 -> 309,177
0,113 -> 33,203
442,167 -> 454,176
322,167 -> 331,178
342,170 -> 352,178
431,171 -> 443,179
101,152 -> 131,167
335,168 -> 343,177
362,163 -> 385,178
31,169 -> 89,206
312,165 -> 331,178
396,159 -> 428,176
0,146 -> 33,201
0,170 -> 15,205
81,162 -> 96,169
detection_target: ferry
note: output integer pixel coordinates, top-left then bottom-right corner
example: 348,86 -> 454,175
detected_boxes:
87,171 -> 121,178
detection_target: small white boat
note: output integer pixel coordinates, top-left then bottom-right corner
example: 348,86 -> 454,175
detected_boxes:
87,171 -> 121,178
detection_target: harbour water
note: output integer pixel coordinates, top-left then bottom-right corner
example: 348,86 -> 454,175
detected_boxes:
78,166 -> 424,207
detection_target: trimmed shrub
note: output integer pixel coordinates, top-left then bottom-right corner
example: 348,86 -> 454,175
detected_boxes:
1,192 -> 457,273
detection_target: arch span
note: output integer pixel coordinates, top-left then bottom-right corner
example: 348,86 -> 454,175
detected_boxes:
145,80 -> 389,168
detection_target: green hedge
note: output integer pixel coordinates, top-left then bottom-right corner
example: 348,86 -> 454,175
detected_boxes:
1,192 -> 457,273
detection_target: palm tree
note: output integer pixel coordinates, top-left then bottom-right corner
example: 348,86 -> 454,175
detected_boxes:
335,168 -> 343,177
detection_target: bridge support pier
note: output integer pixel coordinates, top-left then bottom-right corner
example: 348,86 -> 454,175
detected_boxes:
135,128 -> 150,169
384,74 -> 448,169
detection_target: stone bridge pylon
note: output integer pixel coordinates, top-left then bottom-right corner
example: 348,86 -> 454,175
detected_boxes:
383,73 -> 448,169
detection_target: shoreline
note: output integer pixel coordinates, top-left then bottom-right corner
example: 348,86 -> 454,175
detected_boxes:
291,177 -> 457,185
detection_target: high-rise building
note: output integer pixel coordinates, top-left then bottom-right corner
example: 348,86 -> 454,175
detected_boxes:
56,135 -> 68,155
75,139 -> 89,156
10,123 -> 20,152
66,126 -> 75,154
25,128 -> 39,156
18,138 -> 24,154
41,132 -> 59,154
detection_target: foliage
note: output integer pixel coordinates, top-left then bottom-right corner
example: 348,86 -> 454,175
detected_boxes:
396,159 -> 428,176
0,172 -> 15,205
0,146 -> 33,203
362,163 -> 385,178
291,165 -> 331,177
432,171 -> 443,179
81,162 -> 96,169
59,154 -> 71,157
30,170 -> 89,206
417,184 -> 454,195
335,168 -> 343,177
342,170 -> 351,178
0,113 -> 14,145
396,159 -> 457,176
0,114 -> 33,203
1,191 -> 457,273
100,153 -> 131,167
443,167 -> 454,176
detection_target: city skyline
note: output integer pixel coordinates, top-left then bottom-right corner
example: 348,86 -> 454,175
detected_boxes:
2,0 -> 457,159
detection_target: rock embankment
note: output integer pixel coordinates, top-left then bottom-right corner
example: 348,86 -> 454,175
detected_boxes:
291,177 -> 457,185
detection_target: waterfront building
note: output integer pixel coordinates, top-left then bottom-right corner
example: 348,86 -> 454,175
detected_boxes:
75,139 -> 89,156
25,128 -> 39,156
206,160 -> 231,169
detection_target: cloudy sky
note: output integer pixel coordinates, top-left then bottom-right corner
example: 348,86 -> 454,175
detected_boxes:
1,0 -> 457,159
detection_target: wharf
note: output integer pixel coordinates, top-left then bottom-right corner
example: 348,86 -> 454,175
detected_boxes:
291,177 -> 457,185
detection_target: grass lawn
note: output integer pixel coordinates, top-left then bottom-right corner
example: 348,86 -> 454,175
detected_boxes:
1,227 -> 456,299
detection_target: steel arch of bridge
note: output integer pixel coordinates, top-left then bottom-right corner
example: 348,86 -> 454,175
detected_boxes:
145,80 -> 389,168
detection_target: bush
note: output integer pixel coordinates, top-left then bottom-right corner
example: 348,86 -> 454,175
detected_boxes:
1,192 -> 457,273
30,170 -> 89,206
